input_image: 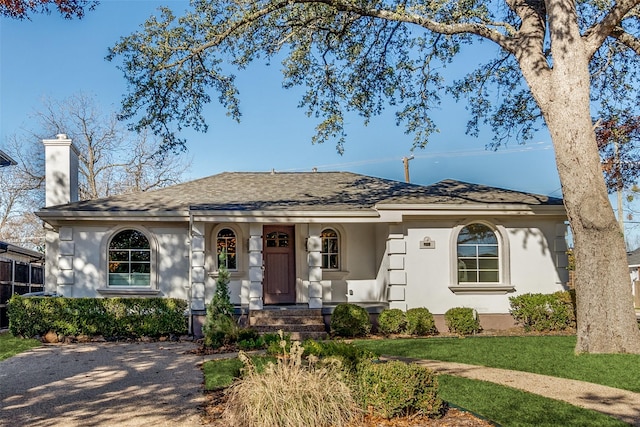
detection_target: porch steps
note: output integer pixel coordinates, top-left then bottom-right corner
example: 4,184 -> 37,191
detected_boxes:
249,308 -> 328,341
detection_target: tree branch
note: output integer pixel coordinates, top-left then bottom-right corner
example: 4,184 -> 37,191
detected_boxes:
583,0 -> 640,57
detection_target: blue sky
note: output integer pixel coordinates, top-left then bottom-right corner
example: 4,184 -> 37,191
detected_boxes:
0,0 -> 561,196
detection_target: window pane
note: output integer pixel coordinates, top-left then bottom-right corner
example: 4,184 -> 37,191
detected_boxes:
131,251 -> 150,262
478,259 -> 499,269
329,255 -> 339,269
130,273 -> 150,286
478,246 -> 498,257
131,264 -> 150,274
457,246 -> 477,257
227,253 -> 237,270
109,251 -> 129,262
479,271 -> 499,282
109,273 -> 130,286
109,262 -> 129,273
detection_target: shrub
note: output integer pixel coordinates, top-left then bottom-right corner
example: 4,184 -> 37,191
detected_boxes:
354,360 -> 443,419
236,328 -> 266,350
509,291 -> 576,332
377,308 -> 406,335
224,341 -> 359,427
202,253 -> 237,348
7,295 -> 187,338
444,307 -> 480,335
405,307 -> 438,336
302,339 -> 377,373
330,303 -> 372,337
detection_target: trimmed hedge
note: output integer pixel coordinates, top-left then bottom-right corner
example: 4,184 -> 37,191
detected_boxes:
405,307 -> 438,336
330,303 -> 372,337
377,308 -> 407,335
509,291 -> 576,332
354,360 -> 443,419
444,307 -> 481,335
8,295 -> 188,339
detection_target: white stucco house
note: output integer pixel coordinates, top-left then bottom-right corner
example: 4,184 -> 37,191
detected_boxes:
36,134 -> 569,333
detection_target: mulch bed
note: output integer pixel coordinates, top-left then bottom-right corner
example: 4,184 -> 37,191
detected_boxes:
201,388 -> 495,426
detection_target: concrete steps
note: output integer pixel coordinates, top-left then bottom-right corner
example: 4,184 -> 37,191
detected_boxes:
249,308 -> 328,341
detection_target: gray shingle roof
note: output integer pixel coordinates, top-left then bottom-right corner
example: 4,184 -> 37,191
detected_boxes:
38,172 -> 563,214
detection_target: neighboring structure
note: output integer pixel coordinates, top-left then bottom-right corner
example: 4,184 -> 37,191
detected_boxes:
0,242 -> 45,328
0,149 -> 16,167
36,135 -> 569,333
628,248 -> 640,308
0,147 -> 45,328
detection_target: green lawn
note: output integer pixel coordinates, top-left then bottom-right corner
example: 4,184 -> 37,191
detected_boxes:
203,336 -> 633,427
0,332 -> 41,361
353,335 -> 640,392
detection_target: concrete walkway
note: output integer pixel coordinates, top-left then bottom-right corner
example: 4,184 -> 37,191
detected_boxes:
383,356 -> 640,426
0,341 -> 210,427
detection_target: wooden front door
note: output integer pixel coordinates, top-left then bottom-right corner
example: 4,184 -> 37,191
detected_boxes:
263,225 -> 296,304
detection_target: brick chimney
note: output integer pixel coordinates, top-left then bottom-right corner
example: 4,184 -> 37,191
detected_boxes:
42,134 -> 79,207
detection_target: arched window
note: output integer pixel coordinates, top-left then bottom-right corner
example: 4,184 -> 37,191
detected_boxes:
321,228 -> 340,270
217,228 -> 237,270
457,223 -> 499,283
108,229 -> 151,286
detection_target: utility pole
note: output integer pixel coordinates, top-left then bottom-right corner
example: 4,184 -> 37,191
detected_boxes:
402,155 -> 414,183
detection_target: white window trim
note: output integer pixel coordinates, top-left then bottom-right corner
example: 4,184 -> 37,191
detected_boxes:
98,225 -> 160,296
319,225 -> 349,280
211,224 -> 243,274
448,221 -> 514,294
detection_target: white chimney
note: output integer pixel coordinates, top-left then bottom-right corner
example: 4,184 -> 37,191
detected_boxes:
42,134 -> 79,207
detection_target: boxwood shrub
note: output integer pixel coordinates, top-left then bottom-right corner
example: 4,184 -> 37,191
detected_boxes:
354,360 -> 443,419
509,291 -> 576,332
377,308 -> 406,335
405,307 -> 438,336
8,295 -> 188,339
444,307 -> 480,335
330,303 -> 372,337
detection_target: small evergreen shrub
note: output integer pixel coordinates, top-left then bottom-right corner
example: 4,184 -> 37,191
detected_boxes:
405,307 -> 438,336
444,307 -> 480,335
509,291 -> 576,332
224,341 -> 359,427
377,308 -> 407,335
202,253 -> 237,348
354,360 -> 443,419
236,328 -> 266,350
330,303 -> 372,337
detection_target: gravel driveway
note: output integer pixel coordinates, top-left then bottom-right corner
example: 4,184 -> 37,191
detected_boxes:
0,341 -> 208,427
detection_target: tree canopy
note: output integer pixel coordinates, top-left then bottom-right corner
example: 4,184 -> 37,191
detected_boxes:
108,0 -> 640,154
109,1 -> 640,353
0,0 -> 98,19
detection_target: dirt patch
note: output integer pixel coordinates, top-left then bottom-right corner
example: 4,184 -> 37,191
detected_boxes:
201,388 -> 495,427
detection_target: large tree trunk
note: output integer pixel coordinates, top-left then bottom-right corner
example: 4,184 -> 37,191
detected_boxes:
524,4 -> 640,353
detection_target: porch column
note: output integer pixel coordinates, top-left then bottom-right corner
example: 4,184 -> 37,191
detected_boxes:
190,222 -> 207,311
248,223 -> 264,310
307,224 -> 322,309
387,224 -> 407,310
56,226 -> 75,296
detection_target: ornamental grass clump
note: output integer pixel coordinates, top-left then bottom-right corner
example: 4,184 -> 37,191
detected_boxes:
224,335 -> 360,427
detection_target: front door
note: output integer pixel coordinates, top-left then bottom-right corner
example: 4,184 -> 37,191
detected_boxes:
263,225 -> 296,304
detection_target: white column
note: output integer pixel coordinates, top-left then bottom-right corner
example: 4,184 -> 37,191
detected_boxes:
387,224 -> 407,310
307,224 -> 323,309
248,223 -> 264,310
56,226 -> 74,296
190,222 -> 206,311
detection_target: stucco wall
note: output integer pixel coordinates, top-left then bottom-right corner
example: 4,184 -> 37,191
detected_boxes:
403,218 -> 568,315
47,223 -> 190,299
